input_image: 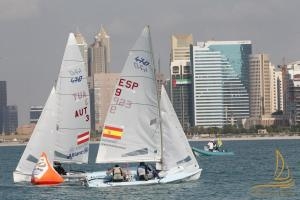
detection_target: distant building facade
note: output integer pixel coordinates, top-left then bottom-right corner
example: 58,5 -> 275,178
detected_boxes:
93,73 -> 119,131
75,31 -> 89,75
29,106 -> 43,124
203,40 -> 252,91
286,61 -> 300,125
249,54 -> 275,118
170,34 -> 194,130
89,26 -> 110,75
4,105 -> 18,134
246,54 -> 288,127
0,81 -> 7,133
191,43 -> 249,128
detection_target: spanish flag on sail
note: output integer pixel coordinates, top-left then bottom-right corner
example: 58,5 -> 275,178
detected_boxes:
102,125 -> 124,140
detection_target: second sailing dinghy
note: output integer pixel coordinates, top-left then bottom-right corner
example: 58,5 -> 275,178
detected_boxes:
13,33 -> 90,184
84,26 -> 201,187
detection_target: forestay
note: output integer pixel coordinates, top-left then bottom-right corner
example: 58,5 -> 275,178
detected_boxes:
54,33 -> 90,164
96,26 -> 161,163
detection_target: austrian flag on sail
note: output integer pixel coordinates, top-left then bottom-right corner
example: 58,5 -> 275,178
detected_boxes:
77,131 -> 90,145
102,125 -> 123,140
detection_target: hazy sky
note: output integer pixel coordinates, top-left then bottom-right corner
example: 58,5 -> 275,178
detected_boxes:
0,0 -> 299,125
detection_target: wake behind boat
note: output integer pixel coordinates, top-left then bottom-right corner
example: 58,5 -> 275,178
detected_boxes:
84,26 -> 201,187
13,33 -> 90,184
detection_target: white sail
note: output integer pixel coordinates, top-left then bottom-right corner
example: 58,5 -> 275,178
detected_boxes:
160,86 -> 199,171
14,33 -> 91,183
96,26 -> 161,163
55,33 -> 90,164
14,87 -> 57,182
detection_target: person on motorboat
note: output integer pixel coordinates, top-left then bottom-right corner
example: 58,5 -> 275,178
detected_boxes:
207,140 -> 214,152
53,161 -> 67,175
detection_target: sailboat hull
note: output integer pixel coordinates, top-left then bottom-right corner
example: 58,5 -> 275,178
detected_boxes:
13,170 -> 86,184
13,171 -> 32,183
84,168 -> 202,187
192,147 -> 234,156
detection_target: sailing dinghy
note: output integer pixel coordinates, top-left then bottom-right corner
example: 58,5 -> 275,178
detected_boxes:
13,33 -> 90,184
84,26 -> 201,187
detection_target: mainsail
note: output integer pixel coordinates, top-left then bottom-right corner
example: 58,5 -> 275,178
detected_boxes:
96,26 -> 161,163
160,86 -> 199,171
55,33 -> 90,164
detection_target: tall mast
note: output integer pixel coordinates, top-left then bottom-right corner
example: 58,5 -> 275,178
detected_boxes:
147,25 -> 163,166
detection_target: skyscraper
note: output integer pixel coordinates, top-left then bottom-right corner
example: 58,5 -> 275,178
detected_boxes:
93,73 -> 119,131
89,26 -> 110,75
204,40 -> 252,91
75,31 -> 89,75
192,43 -> 249,128
0,81 -> 7,133
29,106 -> 43,124
4,105 -> 18,134
286,61 -> 300,125
170,34 -> 193,130
249,54 -> 276,118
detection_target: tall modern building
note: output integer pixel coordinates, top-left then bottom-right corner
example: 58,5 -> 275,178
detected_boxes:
29,106 -> 43,124
286,61 -> 300,125
274,67 -> 283,112
0,81 -> 7,133
192,43 -> 249,128
249,54 -> 276,119
89,26 -> 110,75
170,34 -> 194,130
4,105 -> 18,134
75,31 -> 89,74
204,40 -> 252,91
93,73 -> 119,131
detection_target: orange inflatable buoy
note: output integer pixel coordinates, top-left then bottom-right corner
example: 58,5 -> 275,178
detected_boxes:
31,152 -> 64,185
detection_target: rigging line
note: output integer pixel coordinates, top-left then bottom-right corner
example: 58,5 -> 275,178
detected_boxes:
120,75 -> 156,80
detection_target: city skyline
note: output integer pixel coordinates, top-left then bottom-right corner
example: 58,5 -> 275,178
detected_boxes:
0,0 -> 299,125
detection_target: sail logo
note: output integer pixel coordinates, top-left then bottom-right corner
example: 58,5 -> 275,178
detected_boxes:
67,146 -> 89,159
135,56 -> 150,66
71,76 -> 83,83
102,125 -> 123,140
134,56 -> 150,72
73,91 -> 88,101
75,106 -> 90,121
68,68 -> 82,75
77,131 -> 90,145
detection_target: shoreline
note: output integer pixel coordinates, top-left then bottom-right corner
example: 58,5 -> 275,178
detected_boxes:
1,135 -> 300,147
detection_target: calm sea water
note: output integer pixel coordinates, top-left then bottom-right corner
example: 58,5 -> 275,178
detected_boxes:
1,140 -> 300,200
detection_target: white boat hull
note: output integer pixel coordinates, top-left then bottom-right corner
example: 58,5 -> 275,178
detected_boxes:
13,171 -> 32,183
84,167 -> 202,187
13,170 -> 86,184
